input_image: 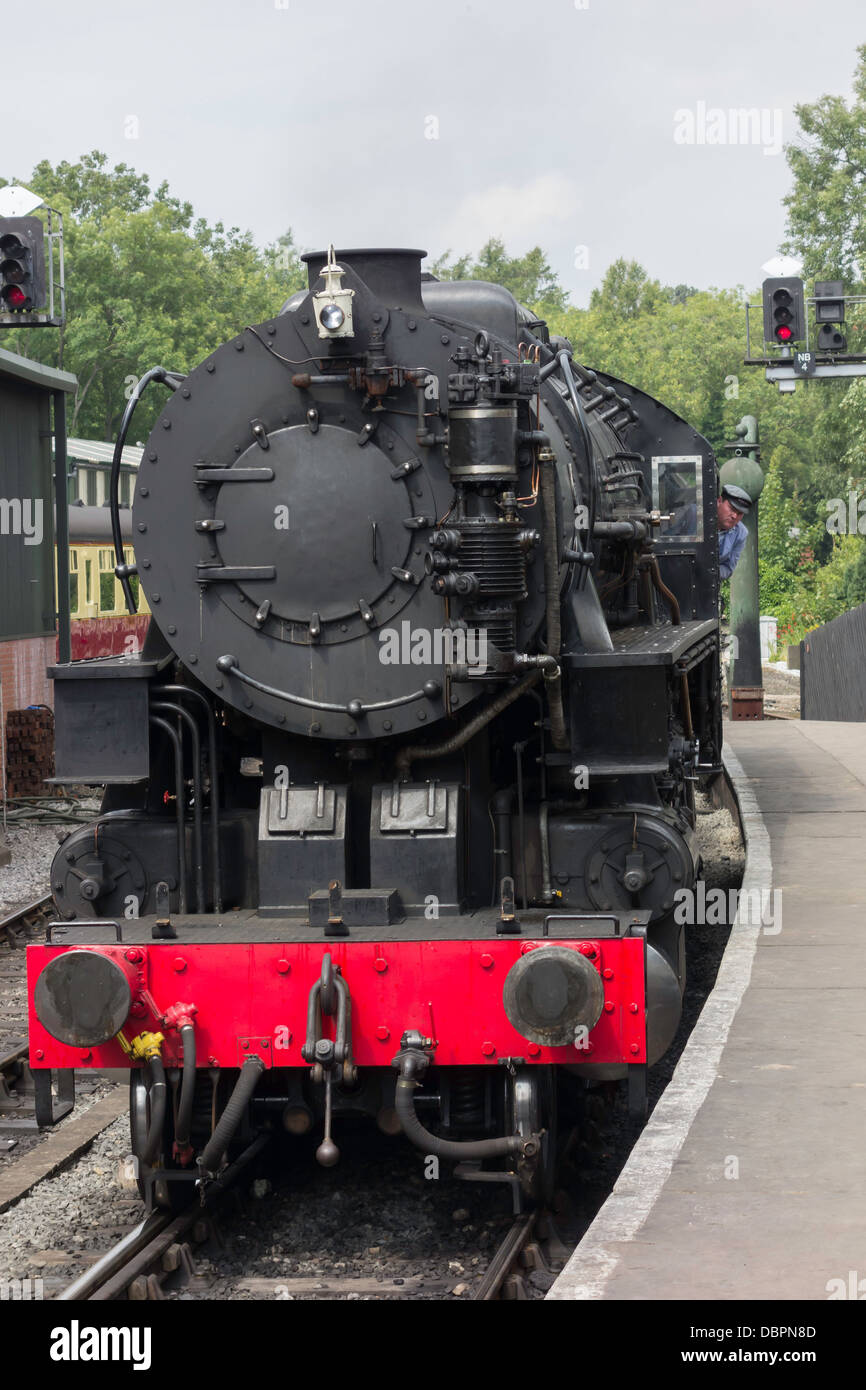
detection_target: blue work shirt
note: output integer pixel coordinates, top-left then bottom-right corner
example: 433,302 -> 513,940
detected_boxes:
718,520 -> 747,580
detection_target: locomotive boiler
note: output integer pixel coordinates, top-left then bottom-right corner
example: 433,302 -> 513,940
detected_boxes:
27,246 -> 723,1206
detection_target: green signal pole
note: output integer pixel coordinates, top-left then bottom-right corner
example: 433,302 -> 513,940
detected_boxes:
719,416 -> 765,721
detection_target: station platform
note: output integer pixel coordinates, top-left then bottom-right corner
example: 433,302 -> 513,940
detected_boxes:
549,719 -> 866,1301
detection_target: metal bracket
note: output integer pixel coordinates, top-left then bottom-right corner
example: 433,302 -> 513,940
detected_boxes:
627,1063 -> 647,1120
152,880 -> 176,939
33,1067 -> 75,1127
497,875 -> 520,935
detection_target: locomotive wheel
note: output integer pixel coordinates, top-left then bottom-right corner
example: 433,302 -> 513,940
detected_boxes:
510,1065 -> 558,1205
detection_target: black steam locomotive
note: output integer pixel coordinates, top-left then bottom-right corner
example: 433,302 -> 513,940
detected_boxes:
29,247 -> 721,1207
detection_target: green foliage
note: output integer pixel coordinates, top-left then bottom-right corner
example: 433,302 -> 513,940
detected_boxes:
4,95 -> 866,643
782,44 -> 866,284
0,152 -> 306,440
431,237 -> 568,318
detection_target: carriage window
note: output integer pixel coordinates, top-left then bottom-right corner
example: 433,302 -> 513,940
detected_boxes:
98,549 -> 116,612
99,573 -> 116,612
84,557 -> 93,604
651,455 -> 704,541
85,469 -> 98,505
69,573 -> 79,614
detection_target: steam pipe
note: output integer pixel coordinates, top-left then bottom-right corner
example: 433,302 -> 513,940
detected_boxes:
149,715 -> 187,914
538,455 -> 569,749
395,671 -> 543,780
151,701 -> 204,914
394,1076 -> 524,1159
155,685 -> 222,913
174,1024 -> 197,1159
197,1056 -> 265,1177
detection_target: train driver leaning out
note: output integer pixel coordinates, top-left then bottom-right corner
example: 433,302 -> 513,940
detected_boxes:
717,484 -> 752,581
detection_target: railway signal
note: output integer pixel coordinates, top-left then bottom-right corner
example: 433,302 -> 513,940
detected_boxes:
762,276 -> 805,346
814,279 -> 847,352
0,216 -> 46,313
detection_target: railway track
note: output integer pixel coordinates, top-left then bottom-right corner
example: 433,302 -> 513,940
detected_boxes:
0,892 -> 54,948
57,1135 -> 272,1301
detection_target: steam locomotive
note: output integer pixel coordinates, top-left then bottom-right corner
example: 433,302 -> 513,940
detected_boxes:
27,247 -> 722,1207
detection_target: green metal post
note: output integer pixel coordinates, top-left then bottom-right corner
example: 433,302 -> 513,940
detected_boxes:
719,415 -> 765,720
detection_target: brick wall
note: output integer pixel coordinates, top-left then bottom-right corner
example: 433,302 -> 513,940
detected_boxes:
0,636 -> 55,712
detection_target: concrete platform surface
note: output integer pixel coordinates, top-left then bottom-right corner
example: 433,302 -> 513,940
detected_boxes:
549,720 -> 866,1301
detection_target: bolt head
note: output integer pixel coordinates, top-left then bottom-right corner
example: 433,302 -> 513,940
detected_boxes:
35,1049 -> 44,1060
604,1001 -> 614,1013
172,958 -> 187,973
376,1026 -> 390,1042
481,1041 -> 495,1057
603,967 -> 614,980
480,953 -> 494,970
374,957 -> 388,973
527,1043 -> 541,1058
276,959 -> 290,974
125,948 -> 143,964
629,1003 -> 639,1013
630,1043 -> 640,1055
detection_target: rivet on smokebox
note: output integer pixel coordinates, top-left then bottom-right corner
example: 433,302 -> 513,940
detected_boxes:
480,954 -> 494,970
277,959 -> 290,974
602,968 -> 614,980
481,1041 -> 495,1057
173,958 -> 187,973
374,957 -> 388,973
604,1001 -> 614,1013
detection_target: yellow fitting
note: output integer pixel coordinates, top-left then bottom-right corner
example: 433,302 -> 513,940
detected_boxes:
116,1031 -> 132,1056
129,1030 -> 165,1061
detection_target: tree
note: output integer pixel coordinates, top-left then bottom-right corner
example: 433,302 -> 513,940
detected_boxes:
430,237 -> 568,318
782,44 -> 866,284
0,152 -> 306,439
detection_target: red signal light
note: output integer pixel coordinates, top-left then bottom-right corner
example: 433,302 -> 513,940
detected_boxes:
775,324 -> 793,342
1,285 -> 27,308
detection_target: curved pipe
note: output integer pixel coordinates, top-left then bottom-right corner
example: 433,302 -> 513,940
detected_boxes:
151,701 -> 204,914
149,715 -> 187,914
175,1024 -> 196,1155
395,671 -> 542,780
111,366 -> 184,614
395,1077 -> 523,1159
155,685 -> 222,913
141,1055 -> 167,1168
197,1056 -> 264,1176
650,554 -> 681,625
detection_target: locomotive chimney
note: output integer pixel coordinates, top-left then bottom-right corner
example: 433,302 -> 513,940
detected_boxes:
302,247 -> 427,313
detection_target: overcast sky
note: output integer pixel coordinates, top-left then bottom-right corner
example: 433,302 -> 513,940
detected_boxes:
5,0 -> 864,306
